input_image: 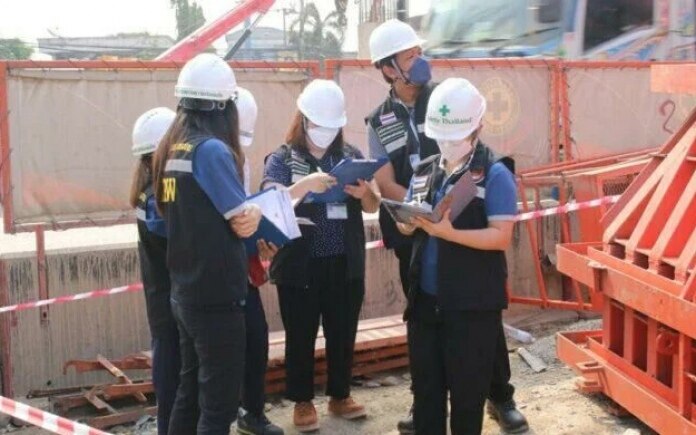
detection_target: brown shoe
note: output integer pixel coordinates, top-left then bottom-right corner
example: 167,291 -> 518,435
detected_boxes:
328,396 -> 367,420
293,401 -> 319,432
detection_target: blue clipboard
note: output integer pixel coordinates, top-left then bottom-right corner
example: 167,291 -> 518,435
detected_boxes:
304,157 -> 388,204
244,217 -> 290,255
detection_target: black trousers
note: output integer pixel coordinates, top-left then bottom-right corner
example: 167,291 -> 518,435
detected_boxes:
394,244 -> 412,298
489,319 -> 515,404
397,244 -> 515,406
242,285 -> 270,416
151,325 -> 181,435
277,256 -> 365,402
408,292 -> 502,435
168,299 -> 246,435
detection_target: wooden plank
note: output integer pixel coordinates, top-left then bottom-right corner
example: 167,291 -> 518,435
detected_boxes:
265,355 -> 410,395
264,344 -> 409,382
87,406 -> 157,429
97,355 -> 148,403
517,348 -> 547,373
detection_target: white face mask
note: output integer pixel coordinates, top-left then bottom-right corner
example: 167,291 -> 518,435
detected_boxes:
438,138 -> 474,163
307,126 -> 340,149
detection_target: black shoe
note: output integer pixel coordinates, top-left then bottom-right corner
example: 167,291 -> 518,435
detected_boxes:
397,404 -> 415,435
487,400 -> 529,434
238,408 -> 284,435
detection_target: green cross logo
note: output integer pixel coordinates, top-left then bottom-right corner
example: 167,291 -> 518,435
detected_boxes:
438,104 -> 450,117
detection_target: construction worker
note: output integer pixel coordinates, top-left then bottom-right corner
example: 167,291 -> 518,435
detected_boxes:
152,53 -> 262,435
367,20 -> 528,435
396,77 -> 524,435
129,107 -> 178,435
262,79 -> 379,433
234,86 -> 284,435
365,19 -> 440,433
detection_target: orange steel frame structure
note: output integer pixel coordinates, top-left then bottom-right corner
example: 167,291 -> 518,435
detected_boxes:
326,59 -> 688,311
556,64 -> 696,434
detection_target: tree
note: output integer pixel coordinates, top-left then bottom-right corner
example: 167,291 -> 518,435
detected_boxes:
170,0 -> 206,42
289,1 -> 347,60
0,38 -> 33,60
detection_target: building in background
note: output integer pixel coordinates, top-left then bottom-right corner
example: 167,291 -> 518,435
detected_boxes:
225,26 -> 298,60
38,34 -> 174,60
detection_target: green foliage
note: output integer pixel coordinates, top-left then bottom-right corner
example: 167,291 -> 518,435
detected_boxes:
0,38 -> 33,60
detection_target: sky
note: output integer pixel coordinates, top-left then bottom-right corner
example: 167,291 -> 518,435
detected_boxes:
0,0 -> 432,55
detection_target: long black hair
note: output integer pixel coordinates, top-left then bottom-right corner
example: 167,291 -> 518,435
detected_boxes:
153,99 -> 244,212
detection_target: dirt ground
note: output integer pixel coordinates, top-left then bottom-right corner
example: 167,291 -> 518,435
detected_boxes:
249,318 -> 654,435
1,315 -> 656,435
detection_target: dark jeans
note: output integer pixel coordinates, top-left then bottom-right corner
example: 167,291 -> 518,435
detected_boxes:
277,256 -> 365,402
168,299 -> 246,435
408,292 -> 502,435
152,326 -> 181,435
242,286 -> 269,416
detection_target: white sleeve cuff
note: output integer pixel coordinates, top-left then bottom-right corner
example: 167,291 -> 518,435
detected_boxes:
488,215 -> 517,222
223,203 -> 248,220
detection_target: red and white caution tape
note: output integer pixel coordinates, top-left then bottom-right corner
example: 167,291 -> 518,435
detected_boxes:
0,396 -> 110,435
0,283 -> 143,315
514,195 -> 620,222
365,240 -> 385,250
365,195 -> 621,250
0,196 -> 619,312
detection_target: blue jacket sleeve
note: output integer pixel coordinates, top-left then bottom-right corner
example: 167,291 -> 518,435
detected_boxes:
192,139 -> 248,220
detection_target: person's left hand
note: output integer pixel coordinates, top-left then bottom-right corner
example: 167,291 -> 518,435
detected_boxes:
344,179 -> 371,199
257,239 -> 278,261
413,209 -> 453,239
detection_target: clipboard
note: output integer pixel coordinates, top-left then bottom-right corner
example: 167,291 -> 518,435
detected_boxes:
304,157 -> 388,203
244,187 -> 312,255
382,170 -> 479,224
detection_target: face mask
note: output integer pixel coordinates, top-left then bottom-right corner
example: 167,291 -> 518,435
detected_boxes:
393,56 -> 432,87
307,126 -> 339,149
438,138 -> 473,163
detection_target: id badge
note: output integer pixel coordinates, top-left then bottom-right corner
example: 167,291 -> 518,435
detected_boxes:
327,203 -> 348,220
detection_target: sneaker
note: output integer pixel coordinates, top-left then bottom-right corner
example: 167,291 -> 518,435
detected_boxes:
237,407 -> 284,435
293,401 -> 319,433
396,403 -> 415,434
487,400 -> 529,434
328,396 -> 367,420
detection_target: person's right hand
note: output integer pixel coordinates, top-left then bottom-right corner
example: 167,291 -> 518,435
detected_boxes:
231,204 -> 262,238
300,172 -> 337,194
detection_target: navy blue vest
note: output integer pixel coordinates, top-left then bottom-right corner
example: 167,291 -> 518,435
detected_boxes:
366,83 -> 440,249
406,142 -> 514,315
136,184 -> 176,336
268,144 -> 366,288
161,136 -> 248,308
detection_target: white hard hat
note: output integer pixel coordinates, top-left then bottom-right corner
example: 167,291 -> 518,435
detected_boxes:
131,107 -> 176,156
297,79 -> 347,129
175,53 -> 237,101
425,78 -> 487,141
369,19 -> 426,64
236,86 -> 258,147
